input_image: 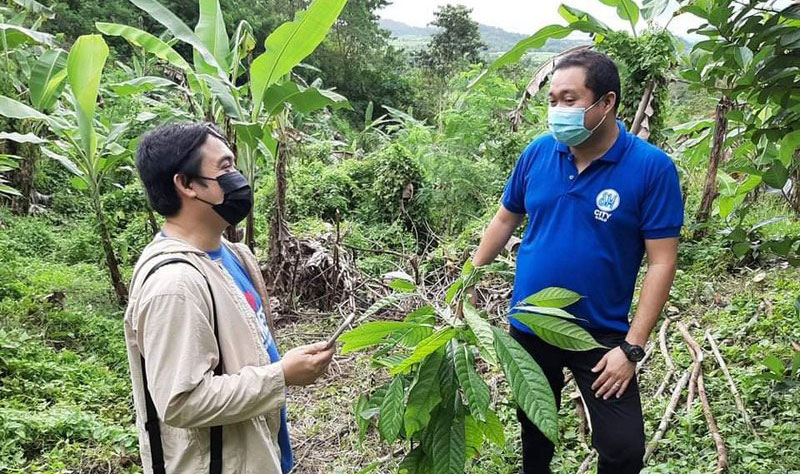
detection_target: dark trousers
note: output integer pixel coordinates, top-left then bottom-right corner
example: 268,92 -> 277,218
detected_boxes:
510,325 -> 645,474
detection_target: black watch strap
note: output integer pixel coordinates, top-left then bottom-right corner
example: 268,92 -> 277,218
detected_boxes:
620,340 -> 645,362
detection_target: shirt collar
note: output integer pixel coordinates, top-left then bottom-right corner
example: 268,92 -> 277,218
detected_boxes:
556,120 -> 628,163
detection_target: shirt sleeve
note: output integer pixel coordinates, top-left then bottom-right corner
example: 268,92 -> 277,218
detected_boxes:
640,161 -> 684,239
501,147 -> 531,214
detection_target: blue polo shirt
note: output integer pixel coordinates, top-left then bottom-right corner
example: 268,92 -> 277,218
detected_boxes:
502,121 -> 683,334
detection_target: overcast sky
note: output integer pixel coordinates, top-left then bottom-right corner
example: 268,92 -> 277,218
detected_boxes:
378,0 -> 706,38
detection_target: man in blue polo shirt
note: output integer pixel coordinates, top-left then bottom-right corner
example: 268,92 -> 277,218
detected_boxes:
473,51 -> 683,473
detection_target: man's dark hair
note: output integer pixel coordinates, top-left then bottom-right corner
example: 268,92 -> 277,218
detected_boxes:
553,50 -> 621,109
136,122 -> 227,217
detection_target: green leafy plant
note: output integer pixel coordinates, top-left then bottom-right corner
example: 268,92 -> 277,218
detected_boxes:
340,261 -> 603,473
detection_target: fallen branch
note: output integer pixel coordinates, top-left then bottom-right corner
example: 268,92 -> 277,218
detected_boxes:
572,391 -> 590,447
644,370 -> 690,463
679,323 -> 728,474
677,322 -> 704,411
654,317 -> 675,397
576,450 -> 596,474
705,330 -> 757,438
636,341 -> 655,375
697,372 -> 729,473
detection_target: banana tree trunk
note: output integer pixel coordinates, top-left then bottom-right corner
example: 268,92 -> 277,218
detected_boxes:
696,96 -> 731,223
8,138 -> 35,215
93,191 -> 128,305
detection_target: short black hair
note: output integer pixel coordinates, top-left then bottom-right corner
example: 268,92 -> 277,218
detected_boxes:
553,50 -> 621,109
136,122 -> 227,216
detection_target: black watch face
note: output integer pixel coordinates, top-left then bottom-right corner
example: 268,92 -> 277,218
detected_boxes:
628,346 -> 645,362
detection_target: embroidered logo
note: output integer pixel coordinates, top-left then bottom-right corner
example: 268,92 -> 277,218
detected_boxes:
594,189 -> 620,222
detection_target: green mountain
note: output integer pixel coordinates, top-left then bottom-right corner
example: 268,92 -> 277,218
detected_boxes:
379,18 -> 588,54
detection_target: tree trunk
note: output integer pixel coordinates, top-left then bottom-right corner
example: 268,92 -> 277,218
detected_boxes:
696,96 -> 732,223
267,139 -> 292,294
146,206 -> 159,235
789,165 -> 800,216
245,211 -> 255,252
7,138 -> 35,215
631,79 -> 655,139
94,194 -> 128,305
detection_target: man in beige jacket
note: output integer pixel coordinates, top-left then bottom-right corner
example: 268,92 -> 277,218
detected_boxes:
125,122 -> 334,474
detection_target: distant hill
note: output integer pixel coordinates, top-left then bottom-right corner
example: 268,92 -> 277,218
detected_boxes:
379,18 -> 589,55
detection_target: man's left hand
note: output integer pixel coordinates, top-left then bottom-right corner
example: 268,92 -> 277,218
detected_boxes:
591,347 -> 635,399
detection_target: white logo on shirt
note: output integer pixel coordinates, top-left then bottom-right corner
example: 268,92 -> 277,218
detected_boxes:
595,189 -> 620,222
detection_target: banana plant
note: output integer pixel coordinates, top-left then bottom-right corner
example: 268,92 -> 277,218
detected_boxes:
96,0 -> 351,250
0,35 -> 133,304
341,261 -> 604,473
0,2 -> 62,207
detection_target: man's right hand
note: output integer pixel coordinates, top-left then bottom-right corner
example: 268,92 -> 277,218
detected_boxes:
281,341 -> 335,386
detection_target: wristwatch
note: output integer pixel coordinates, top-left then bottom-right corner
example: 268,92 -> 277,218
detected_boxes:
620,341 -> 646,362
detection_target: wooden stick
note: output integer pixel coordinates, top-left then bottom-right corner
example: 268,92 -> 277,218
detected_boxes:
644,370 -> 690,462
678,322 -> 703,411
636,341 -> 655,375
697,372 -> 729,473
705,330 -> 757,437
576,450 -> 596,474
654,317 -> 675,397
679,324 -> 728,473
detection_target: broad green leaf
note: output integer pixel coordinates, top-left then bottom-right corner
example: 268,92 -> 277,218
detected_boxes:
199,73 -> 242,120
460,259 -> 475,279
130,0 -> 223,75
464,415 -> 483,458
378,376 -> 404,443
492,327 -> 558,444
29,49 -> 67,111
354,394 -> 369,444
762,355 -> 785,375
389,279 -> 417,292
453,341 -> 490,422
11,0 -> 53,17
95,22 -> 192,71
70,175 -> 89,191
68,35 -> 108,165
468,25 -> 572,88
0,23 -> 53,48
360,292 -> 411,320
109,76 -> 177,96
0,132 -> 47,144
779,130 -> 800,165
398,447 -> 430,474
558,5 -> 612,32
512,305 -> 578,320
250,0 -> 347,116
641,0 -> 669,20
340,321 -> 419,354
430,411 -> 465,474
762,161 -> 789,189
41,147 -> 82,176
480,409 -> 505,447
194,0 -> 230,75
404,350 -> 443,437
599,0 -> 640,32
522,287 -> 582,308
734,46 -> 753,69
462,301 -> 497,365
0,183 -> 21,196
513,313 -> 604,351
263,81 -> 350,117
391,328 -> 457,375
445,279 -> 463,304
0,95 -> 48,120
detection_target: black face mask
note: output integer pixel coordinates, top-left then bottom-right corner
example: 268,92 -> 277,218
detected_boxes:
193,170 -> 253,226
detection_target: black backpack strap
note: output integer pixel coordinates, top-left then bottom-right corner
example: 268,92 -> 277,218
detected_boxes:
139,257 -> 223,474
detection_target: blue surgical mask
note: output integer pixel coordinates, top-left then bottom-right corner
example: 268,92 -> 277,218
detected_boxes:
548,96 -> 609,146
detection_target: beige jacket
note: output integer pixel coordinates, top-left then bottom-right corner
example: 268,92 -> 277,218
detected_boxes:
124,235 -> 285,474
